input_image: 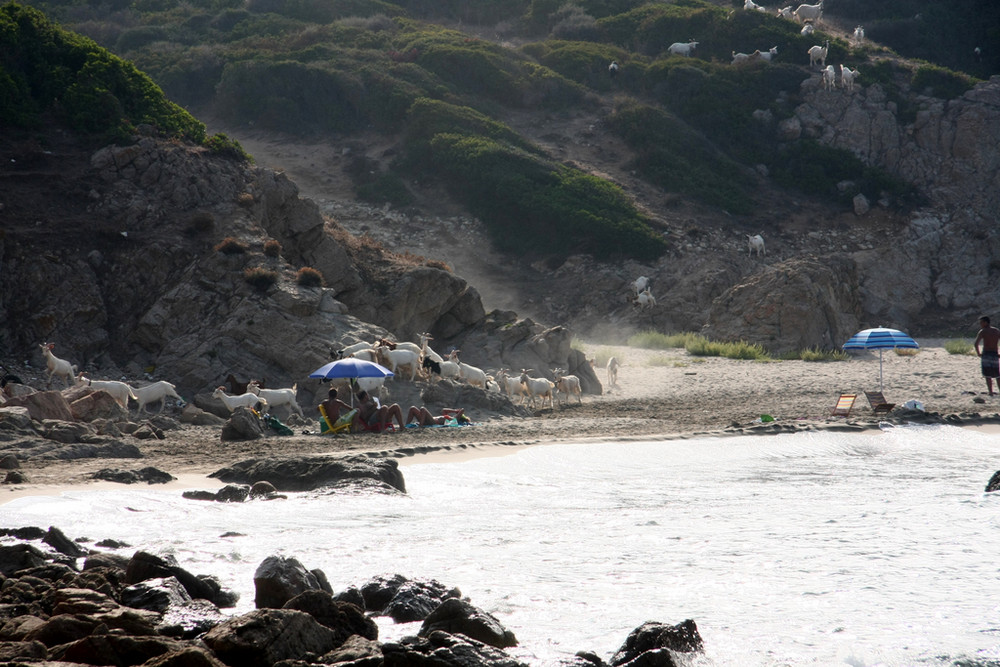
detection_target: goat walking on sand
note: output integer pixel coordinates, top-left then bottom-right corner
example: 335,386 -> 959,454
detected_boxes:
39,342 -> 77,388
607,357 -> 620,388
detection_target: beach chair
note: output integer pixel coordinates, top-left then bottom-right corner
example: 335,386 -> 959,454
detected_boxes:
830,393 -> 857,417
864,390 -> 895,415
318,404 -> 355,434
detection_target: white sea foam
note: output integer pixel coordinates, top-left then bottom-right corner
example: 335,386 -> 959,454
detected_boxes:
3,424 -> 1000,666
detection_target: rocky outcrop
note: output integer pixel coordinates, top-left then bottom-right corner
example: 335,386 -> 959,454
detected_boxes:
703,255 -> 862,351
791,75 -> 1000,331
209,454 -> 406,493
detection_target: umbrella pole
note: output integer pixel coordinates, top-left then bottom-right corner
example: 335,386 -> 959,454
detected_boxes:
879,349 -> 884,392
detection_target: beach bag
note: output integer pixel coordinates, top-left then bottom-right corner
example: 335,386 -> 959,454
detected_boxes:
264,414 -> 294,436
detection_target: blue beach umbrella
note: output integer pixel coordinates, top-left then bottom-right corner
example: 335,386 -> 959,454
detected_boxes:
309,358 -> 394,407
309,358 -> 394,380
842,326 -> 919,391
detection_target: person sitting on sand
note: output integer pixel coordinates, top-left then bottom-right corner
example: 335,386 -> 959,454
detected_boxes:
355,390 -> 404,432
318,386 -> 358,433
406,406 -> 466,427
975,315 -> 1000,396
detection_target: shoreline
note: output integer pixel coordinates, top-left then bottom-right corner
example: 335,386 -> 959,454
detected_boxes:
3,414 -> 999,505
2,341 -> 998,500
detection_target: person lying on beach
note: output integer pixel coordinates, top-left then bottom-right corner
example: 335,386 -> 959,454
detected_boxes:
356,390 -> 404,431
406,406 -> 467,426
317,387 -> 358,433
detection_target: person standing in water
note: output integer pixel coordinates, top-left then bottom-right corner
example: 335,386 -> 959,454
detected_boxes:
974,316 -> 1000,395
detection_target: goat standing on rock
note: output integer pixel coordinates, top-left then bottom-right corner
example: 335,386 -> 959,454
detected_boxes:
747,234 -> 766,257
39,342 -> 76,388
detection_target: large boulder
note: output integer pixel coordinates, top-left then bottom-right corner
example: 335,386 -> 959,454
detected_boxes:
219,407 -> 264,441
69,389 -> 130,422
419,597 -> 518,649
2,391 -> 74,422
125,551 -> 237,607
703,255 -> 862,353
609,620 -> 704,666
382,631 -> 527,667
282,590 -> 378,644
253,555 -> 322,609
202,608 -> 340,667
210,455 -> 405,493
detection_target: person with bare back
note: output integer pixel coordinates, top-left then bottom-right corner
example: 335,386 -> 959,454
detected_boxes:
974,316 -> 1000,395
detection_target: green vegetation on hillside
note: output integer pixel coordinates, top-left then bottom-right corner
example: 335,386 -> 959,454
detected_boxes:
6,0 -> 993,261
0,2 -> 205,142
401,98 -> 667,261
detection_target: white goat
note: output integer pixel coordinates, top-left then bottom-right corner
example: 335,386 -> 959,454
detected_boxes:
334,341 -> 374,359
554,372 -> 582,405
758,46 -> 778,61
822,64 -> 837,90
777,5 -> 793,18
519,371 -> 555,409
76,373 -> 136,409
731,50 -> 760,65
132,381 -> 183,414
668,41 -> 698,57
853,25 -> 865,45
747,234 -> 766,256
247,381 -> 303,417
212,386 -> 267,412
635,287 -> 656,309
632,275 -> 650,295
376,346 -> 419,382
39,342 -> 77,388
841,65 -> 859,91
792,2 -> 822,23
744,0 -> 767,12
495,369 -> 527,403
455,355 -> 488,389
800,23 -> 815,36
808,40 -> 829,69
607,357 -> 620,388
419,333 -> 443,363
350,348 -> 379,363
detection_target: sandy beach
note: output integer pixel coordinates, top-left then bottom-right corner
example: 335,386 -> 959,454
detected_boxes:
3,340 -> 998,499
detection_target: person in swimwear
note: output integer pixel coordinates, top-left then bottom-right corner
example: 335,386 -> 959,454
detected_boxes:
974,315 -> 1000,396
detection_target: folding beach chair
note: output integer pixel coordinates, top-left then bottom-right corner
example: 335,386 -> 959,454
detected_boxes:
830,393 -> 857,417
864,390 -> 895,415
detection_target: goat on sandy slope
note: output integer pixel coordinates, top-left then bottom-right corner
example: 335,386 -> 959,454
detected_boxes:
212,386 -> 267,412
76,373 -> 136,409
39,342 -> 77,388
607,357 -> 620,388
132,381 -> 183,414
247,381 -> 303,417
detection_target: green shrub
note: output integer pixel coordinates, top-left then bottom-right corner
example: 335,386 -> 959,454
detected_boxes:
911,63 -> 977,100
244,266 -> 279,291
799,347 -> 849,362
263,239 -> 282,257
214,236 -> 248,254
944,339 -> 974,355
627,330 -> 701,349
204,132 -> 251,161
685,335 -> 770,360
295,266 -> 324,287
0,4 -> 205,142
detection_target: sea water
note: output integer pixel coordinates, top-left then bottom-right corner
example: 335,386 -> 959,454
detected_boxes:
2,424 -> 1000,667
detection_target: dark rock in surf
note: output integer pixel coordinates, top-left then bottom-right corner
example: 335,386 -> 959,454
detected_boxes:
419,597 -> 518,649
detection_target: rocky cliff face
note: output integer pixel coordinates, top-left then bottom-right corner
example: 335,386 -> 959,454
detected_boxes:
700,75 -> 1000,350
0,134 -> 568,402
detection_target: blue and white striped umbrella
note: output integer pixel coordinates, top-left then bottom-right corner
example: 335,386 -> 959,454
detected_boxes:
842,327 -> 919,391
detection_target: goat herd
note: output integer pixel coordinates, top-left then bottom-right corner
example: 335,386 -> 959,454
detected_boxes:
28,335 -> 604,423
662,2 -> 864,94
332,335 -> 585,410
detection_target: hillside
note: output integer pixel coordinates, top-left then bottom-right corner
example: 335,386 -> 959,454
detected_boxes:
3,0 -> 1000,400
